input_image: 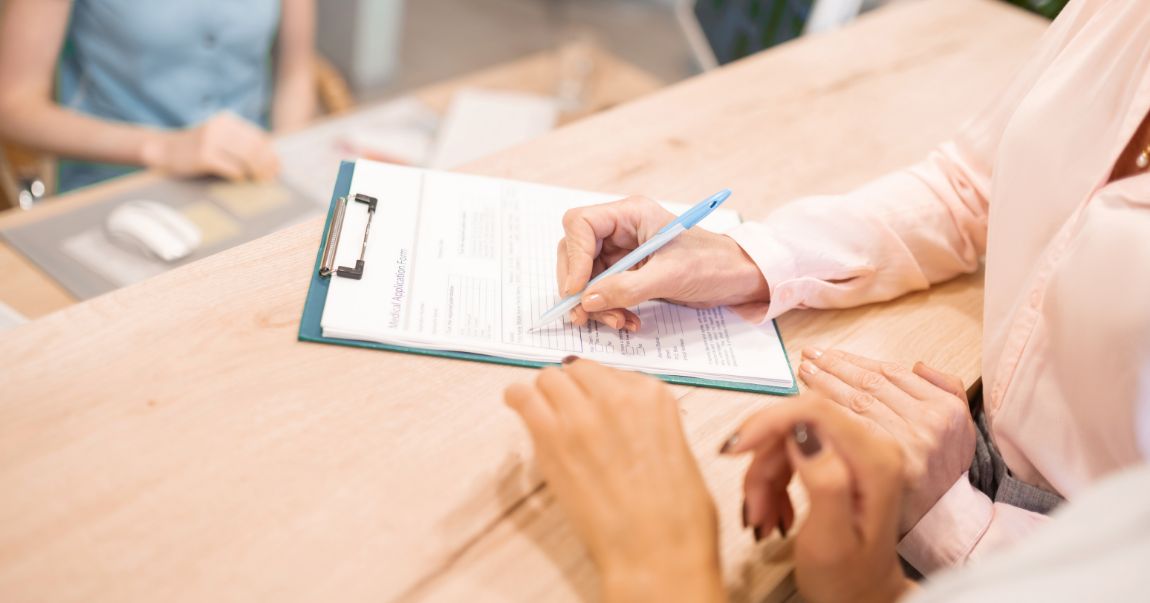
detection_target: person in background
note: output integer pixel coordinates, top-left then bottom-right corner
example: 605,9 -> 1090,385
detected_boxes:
504,357 -> 1150,602
0,0 -> 316,192
545,0 -> 1149,577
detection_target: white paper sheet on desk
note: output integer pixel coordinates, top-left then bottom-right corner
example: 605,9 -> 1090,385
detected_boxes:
427,89 -> 559,170
321,162 -> 793,389
276,96 -> 440,203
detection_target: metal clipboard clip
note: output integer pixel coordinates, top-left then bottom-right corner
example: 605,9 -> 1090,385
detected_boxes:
319,193 -> 377,280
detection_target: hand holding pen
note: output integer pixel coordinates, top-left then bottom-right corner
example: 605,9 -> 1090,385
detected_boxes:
545,193 -> 771,332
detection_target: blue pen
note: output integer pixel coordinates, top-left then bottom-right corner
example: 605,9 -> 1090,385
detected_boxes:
529,189 -> 732,332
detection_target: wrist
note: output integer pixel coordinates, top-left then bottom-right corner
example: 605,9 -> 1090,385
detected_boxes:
137,128 -> 171,170
717,234 -> 770,306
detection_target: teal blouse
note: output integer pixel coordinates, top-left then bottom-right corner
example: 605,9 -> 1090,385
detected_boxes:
57,0 -> 281,191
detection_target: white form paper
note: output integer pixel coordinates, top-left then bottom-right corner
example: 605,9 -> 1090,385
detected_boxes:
321,161 -> 793,389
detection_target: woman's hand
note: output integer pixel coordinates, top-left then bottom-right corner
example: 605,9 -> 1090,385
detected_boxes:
797,348 -> 975,535
556,196 -> 769,331
504,358 -> 724,603
141,111 -> 280,182
723,397 -> 915,603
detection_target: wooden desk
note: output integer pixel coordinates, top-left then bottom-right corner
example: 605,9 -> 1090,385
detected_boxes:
0,45 -> 663,320
0,1 -> 1046,601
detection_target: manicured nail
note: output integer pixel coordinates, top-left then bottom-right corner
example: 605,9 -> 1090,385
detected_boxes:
742,501 -> 749,529
793,422 -> 822,457
799,361 -> 818,376
561,355 -> 579,365
777,518 -> 788,538
753,525 -> 763,542
581,293 -> 606,312
802,347 -> 824,359
718,432 -> 740,454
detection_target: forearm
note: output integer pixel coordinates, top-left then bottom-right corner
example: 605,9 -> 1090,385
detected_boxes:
0,98 -> 161,167
271,69 -> 315,133
272,0 -> 317,133
728,142 -> 991,321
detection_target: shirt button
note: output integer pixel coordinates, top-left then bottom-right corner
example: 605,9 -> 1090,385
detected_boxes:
201,95 -> 214,107
1029,289 -> 1042,308
204,33 -> 217,48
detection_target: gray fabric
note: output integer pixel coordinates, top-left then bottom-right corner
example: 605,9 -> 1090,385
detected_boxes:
968,388 -> 1066,514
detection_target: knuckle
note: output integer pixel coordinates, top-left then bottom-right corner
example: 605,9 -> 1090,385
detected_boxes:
848,390 -> 877,413
560,207 -> 585,229
857,370 -> 885,393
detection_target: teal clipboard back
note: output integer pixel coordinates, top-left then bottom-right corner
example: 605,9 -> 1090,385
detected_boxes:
298,160 -> 799,396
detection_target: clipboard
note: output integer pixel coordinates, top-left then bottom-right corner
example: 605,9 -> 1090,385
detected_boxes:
298,160 -> 799,395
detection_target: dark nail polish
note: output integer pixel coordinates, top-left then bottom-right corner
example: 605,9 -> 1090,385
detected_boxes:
753,525 -> 763,542
561,355 -> 579,365
793,422 -> 822,457
718,432 -> 740,454
778,518 -> 788,538
741,501 -> 748,529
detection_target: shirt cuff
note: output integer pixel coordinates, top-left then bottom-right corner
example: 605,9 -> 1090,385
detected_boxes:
725,222 -> 798,322
897,473 -> 994,575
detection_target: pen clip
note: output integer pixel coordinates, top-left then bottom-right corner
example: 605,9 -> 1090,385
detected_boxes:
656,189 -> 731,234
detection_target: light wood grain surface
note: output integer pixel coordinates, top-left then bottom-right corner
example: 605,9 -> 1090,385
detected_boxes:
0,45 -> 663,320
0,1 -> 1046,602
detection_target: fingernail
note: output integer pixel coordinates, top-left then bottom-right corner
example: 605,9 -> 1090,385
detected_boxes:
581,293 -> 606,312
777,518 -> 788,538
802,347 -> 824,359
742,501 -> 749,529
561,355 -> 579,365
753,525 -> 763,542
799,361 -> 818,376
718,432 -> 740,454
793,422 -> 822,457
605,315 -> 621,330
562,277 -> 574,297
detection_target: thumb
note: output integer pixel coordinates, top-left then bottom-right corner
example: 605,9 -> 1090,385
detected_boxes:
580,268 -> 662,312
913,362 -> 967,401
786,422 -> 859,547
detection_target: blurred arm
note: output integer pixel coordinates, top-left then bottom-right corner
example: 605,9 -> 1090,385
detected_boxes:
0,0 -> 166,166
271,0 -> 318,133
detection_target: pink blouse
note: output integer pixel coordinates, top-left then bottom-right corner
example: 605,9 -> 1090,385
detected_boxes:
727,0 -> 1150,574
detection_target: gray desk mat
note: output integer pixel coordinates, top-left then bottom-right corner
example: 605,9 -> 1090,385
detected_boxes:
1,178 -> 323,300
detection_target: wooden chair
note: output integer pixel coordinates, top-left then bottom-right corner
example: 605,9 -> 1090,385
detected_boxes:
0,54 -> 355,211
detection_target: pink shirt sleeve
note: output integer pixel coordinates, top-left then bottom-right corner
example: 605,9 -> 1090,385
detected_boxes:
727,140 -> 991,321
896,473 -> 1051,574
725,0 -> 1099,323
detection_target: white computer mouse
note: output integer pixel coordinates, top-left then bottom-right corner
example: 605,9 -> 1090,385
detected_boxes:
104,200 -> 202,262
